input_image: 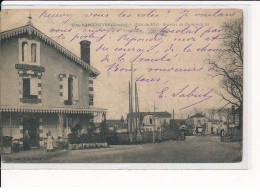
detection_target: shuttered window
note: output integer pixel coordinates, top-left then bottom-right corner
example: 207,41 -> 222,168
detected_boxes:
22,42 -> 28,62
68,77 -> 73,101
31,43 -> 37,63
22,78 -> 39,104
30,78 -> 39,95
62,77 -> 69,101
73,77 -> 79,101
60,75 -> 79,104
23,78 -> 30,98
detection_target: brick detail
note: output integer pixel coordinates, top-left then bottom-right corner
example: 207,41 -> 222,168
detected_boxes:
19,118 -> 23,142
89,76 -> 94,106
18,69 -> 42,105
39,117 -> 44,147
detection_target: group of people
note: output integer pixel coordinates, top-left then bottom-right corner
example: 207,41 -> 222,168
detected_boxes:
23,130 -> 54,152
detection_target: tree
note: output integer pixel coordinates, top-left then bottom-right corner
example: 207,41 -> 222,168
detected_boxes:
207,19 -> 243,129
99,120 -> 109,142
120,115 -> 124,123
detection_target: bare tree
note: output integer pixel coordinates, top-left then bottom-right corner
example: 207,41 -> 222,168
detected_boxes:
207,19 -> 243,129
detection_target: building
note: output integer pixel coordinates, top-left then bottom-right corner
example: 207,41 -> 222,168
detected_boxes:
106,119 -> 128,133
185,113 -> 208,134
0,18 -> 106,148
127,112 -> 172,132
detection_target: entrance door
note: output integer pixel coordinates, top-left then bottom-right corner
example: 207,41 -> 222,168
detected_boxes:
196,127 -> 203,133
23,117 -> 40,148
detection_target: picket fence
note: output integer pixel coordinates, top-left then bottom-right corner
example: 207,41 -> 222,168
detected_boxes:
116,130 -> 180,144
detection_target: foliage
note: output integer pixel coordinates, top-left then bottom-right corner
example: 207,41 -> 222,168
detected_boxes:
67,133 -> 80,144
2,136 -> 13,147
106,134 -> 120,145
99,120 -> 108,142
207,19 -> 243,128
70,123 -> 83,136
68,121 -> 108,144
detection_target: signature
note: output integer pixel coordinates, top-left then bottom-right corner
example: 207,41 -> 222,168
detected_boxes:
156,85 -> 213,110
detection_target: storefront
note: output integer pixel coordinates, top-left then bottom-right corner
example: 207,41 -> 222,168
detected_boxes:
0,107 -> 106,148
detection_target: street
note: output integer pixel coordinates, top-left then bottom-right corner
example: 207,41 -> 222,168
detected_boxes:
2,135 -> 242,163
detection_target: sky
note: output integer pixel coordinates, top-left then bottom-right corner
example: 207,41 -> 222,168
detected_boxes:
1,9 -> 243,119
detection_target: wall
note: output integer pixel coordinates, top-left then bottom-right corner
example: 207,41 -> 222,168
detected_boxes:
40,38 -> 90,108
0,38 -> 20,106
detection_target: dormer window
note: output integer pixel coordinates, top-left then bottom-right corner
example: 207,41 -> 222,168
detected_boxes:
22,41 -> 28,62
19,38 -> 40,65
31,43 -> 37,63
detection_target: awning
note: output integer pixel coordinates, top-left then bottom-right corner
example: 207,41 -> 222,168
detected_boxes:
0,106 -> 107,114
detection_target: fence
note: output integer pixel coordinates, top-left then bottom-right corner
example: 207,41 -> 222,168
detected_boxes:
114,130 -> 180,145
221,128 -> 242,142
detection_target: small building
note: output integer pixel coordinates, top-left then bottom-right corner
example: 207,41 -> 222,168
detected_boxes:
127,112 -> 172,132
0,18 -> 106,148
106,119 -> 128,133
185,113 -> 208,134
206,120 -> 228,135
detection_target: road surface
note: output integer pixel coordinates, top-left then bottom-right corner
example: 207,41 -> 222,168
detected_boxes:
3,135 -> 242,163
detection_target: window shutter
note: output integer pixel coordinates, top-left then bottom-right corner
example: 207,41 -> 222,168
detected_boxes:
63,77 -> 69,101
73,77 -> 79,101
30,78 -> 38,95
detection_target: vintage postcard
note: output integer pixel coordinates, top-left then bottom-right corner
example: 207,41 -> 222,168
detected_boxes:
0,8 -> 245,166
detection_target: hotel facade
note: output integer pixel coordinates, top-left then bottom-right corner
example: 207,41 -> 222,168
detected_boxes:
0,19 -> 106,148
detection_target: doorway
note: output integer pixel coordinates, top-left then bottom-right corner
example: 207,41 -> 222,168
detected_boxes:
196,127 -> 203,133
23,115 -> 40,148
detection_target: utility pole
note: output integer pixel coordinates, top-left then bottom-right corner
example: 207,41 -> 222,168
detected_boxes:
135,82 -> 139,129
128,63 -> 134,143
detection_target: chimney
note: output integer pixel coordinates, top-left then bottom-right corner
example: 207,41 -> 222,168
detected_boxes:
80,40 -> 91,65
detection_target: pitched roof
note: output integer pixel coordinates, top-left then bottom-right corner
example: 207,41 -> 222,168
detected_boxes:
106,120 -> 127,130
188,113 -> 206,119
106,120 -> 123,126
127,112 -> 172,118
0,24 -> 100,76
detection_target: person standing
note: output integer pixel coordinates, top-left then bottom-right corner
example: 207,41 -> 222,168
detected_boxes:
47,131 -> 54,152
23,130 -> 30,150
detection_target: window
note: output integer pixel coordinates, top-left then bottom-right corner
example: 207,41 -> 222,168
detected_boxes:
23,78 -> 30,98
198,120 -> 201,127
31,43 -> 37,63
61,74 -> 79,105
19,39 -> 40,64
68,77 -> 73,101
22,42 -> 28,62
22,78 -> 39,103
89,94 -> 94,106
150,118 -> 153,125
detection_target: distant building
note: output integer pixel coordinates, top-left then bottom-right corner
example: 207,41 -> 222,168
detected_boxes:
227,106 -> 241,129
106,119 -> 128,133
185,113 -> 208,134
127,112 -> 172,132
